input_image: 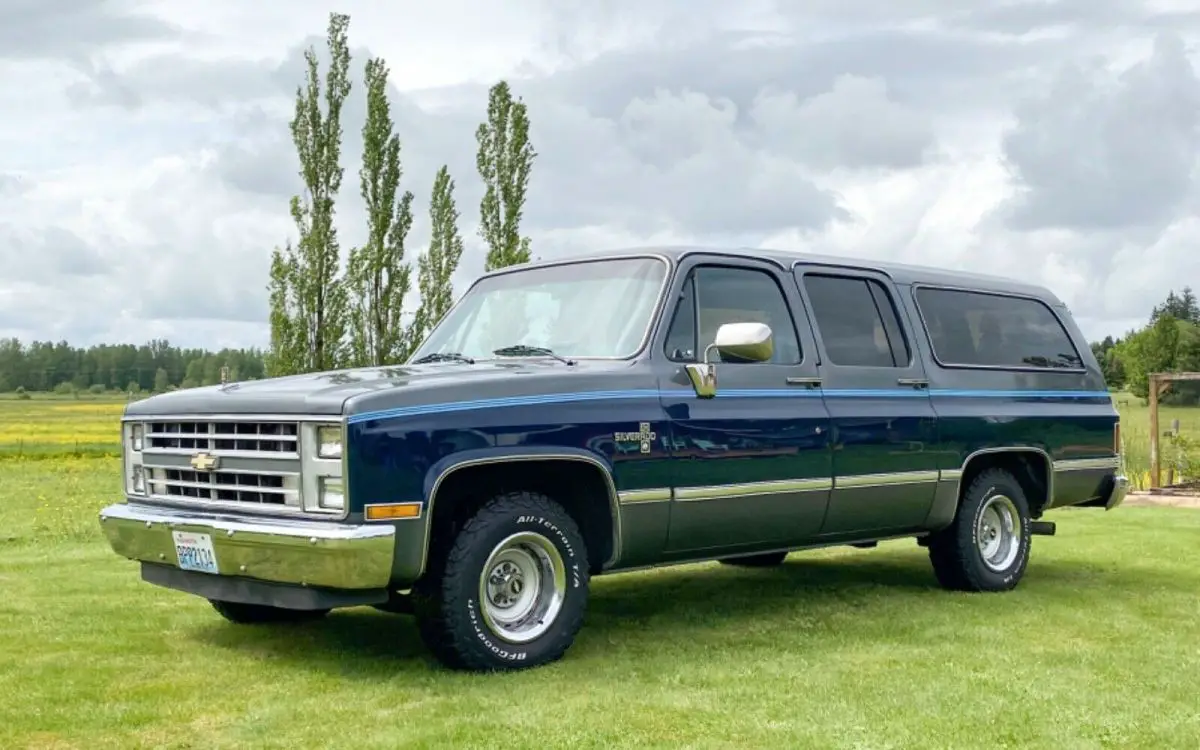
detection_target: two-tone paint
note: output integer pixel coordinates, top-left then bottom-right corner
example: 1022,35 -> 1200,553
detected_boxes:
115,245 -> 1124,600
334,247 -> 1121,588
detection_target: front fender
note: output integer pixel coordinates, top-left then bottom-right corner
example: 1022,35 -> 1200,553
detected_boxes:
421,445 -> 619,503
376,446 -> 628,588
418,446 -> 623,575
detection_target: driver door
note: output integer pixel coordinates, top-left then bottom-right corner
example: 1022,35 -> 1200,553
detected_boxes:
657,255 -> 833,556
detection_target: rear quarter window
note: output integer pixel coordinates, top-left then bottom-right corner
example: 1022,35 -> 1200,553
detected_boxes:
914,287 -> 1083,370
802,273 -> 911,368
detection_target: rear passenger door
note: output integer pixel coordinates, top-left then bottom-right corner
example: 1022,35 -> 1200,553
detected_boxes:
658,255 -> 833,555
791,265 -> 940,536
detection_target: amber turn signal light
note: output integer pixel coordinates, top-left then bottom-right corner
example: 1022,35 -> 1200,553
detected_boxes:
365,502 -> 422,521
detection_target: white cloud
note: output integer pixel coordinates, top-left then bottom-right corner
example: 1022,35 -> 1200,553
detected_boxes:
1,0 -> 1199,350
749,75 -> 936,170
997,33 -> 1200,232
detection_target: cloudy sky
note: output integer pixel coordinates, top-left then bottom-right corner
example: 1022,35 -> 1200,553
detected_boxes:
2,0 -> 1199,350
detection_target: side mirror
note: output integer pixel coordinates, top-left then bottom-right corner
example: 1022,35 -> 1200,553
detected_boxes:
712,322 -> 774,363
685,322 -> 774,398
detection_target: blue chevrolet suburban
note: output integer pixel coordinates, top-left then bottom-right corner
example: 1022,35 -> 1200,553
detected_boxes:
99,246 -> 1127,671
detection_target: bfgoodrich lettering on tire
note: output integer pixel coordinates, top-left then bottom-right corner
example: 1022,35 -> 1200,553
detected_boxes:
927,467 -> 1032,592
412,490 -> 590,671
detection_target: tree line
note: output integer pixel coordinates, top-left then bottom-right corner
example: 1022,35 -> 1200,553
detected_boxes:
265,12 -> 535,376
0,338 -> 266,394
1092,287 -> 1200,405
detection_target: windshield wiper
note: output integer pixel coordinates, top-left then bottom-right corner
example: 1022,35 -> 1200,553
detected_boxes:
411,352 -> 475,365
492,345 -> 576,366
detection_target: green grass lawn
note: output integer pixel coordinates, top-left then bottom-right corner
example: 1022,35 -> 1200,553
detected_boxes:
3,458 -> 1199,749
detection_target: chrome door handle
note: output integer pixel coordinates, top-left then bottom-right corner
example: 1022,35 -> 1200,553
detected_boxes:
787,377 -> 822,388
898,378 -> 929,389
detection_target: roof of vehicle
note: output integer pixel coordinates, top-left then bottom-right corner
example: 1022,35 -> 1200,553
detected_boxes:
491,245 -> 1064,305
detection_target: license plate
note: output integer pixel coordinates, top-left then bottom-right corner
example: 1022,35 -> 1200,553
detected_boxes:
173,531 -> 219,574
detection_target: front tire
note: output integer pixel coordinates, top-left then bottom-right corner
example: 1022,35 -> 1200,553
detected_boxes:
412,491 -> 590,671
209,600 -> 330,624
928,468 -> 1032,592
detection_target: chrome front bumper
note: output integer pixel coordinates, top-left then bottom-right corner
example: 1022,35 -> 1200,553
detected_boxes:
98,502 -> 396,590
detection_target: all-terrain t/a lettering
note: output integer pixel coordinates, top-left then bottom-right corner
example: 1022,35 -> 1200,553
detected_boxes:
98,246 -> 1128,672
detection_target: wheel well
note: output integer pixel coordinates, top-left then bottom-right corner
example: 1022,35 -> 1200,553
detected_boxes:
425,458 -> 616,575
960,450 -> 1051,517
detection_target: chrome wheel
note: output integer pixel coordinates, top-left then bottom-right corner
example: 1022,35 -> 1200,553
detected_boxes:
478,531 -> 567,644
976,494 -> 1021,572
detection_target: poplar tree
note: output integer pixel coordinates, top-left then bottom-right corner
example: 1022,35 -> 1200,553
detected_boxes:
267,12 -> 353,376
346,55 -> 414,367
475,81 -> 536,271
408,165 -> 465,353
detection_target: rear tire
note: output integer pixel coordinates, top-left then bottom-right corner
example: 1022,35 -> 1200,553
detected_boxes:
719,551 -> 789,567
209,600 -> 330,624
928,467 -> 1032,592
412,491 -> 590,672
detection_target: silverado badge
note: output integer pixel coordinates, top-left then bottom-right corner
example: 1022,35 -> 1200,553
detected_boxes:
189,452 -> 219,472
614,422 -> 657,454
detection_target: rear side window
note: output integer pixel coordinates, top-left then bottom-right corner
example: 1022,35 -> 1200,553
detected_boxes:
915,287 -> 1082,369
802,274 -> 911,367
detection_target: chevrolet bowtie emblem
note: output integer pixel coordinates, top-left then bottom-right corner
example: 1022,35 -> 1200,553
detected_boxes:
190,452 -> 219,472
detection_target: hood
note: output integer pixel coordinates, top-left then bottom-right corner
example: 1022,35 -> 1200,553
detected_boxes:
123,359 -> 630,417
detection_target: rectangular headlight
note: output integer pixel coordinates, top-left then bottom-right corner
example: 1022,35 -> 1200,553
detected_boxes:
318,477 -> 344,510
130,424 -> 144,452
130,465 -> 145,495
317,425 -> 342,459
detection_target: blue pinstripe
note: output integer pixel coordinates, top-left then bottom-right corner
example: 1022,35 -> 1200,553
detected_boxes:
346,388 -> 1114,424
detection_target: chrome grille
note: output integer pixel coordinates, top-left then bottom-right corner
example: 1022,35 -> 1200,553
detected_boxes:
146,420 -> 299,456
146,468 -> 299,508
138,417 -> 306,514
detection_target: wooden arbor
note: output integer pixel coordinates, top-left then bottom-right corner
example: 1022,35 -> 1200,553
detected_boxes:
1148,372 -> 1200,490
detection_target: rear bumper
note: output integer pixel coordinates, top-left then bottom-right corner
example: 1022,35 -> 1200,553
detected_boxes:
98,502 -> 396,590
1105,474 -> 1129,510
1072,472 -> 1130,510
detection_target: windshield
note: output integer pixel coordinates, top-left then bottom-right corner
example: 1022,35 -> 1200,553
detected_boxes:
411,256 -> 668,361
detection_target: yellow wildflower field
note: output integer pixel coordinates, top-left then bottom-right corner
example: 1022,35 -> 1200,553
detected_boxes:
0,398 -> 126,459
